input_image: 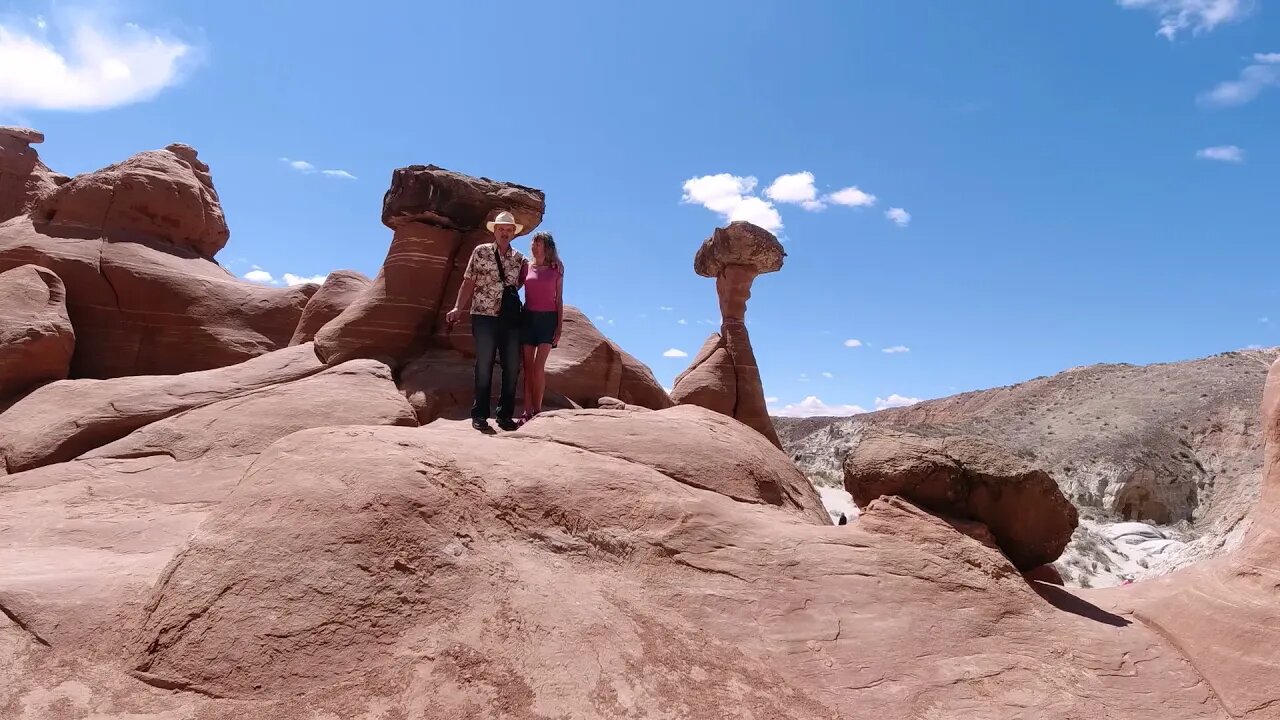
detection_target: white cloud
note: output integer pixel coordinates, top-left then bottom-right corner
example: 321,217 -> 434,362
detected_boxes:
885,208 -> 912,227
1199,56 -> 1280,107
1117,0 -> 1248,39
663,348 -> 688,358
821,371 -> 834,379
0,10 -> 192,111
243,268 -> 273,284
282,272 -> 328,286
875,393 -> 922,410
843,338 -> 863,348
826,186 -> 877,207
882,345 -> 910,354
765,396 -> 780,404
1196,145 -> 1245,162
766,171 -> 825,211
772,396 -> 868,418
678,318 -> 688,325
681,173 -> 783,231
281,157 -> 357,179
659,306 -> 673,311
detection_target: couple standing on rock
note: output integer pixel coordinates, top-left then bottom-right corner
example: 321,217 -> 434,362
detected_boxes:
445,211 -> 565,431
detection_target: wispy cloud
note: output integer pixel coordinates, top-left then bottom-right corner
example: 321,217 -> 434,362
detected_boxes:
765,396 -> 779,403
683,172 -> 904,231
280,157 -> 357,180
663,348 -> 688,358
1117,0 -> 1249,39
242,266 -> 329,287
821,371 -> 835,379
681,174 -> 783,232
282,272 -> 328,286
771,396 -> 868,418
677,318 -> 688,325
659,306 -> 674,311
875,393 -> 922,410
766,171 -> 825,211
843,338 -> 863,348
885,208 -> 912,227
1196,145 -> 1245,162
0,10 -> 193,112
882,345 -> 910,354
827,186 -> 877,207
1198,53 -> 1280,107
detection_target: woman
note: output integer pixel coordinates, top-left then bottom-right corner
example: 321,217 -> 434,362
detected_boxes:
518,232 -> 564,423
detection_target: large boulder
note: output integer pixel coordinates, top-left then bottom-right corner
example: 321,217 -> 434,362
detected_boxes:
288,269 -> 370,345
0,215 -> 315,378
0,343 -> 323,475
843,426 -> 1079,570
0,264 -> 74,399
0,359 -> 419,656
546,306 -> 674,410
315,165 -> 545,366
516,405 -> 828,522
382,164 -> 544,236
0,126 -> 67,223
31,143 -> 229,259
106,412 -> 1215,717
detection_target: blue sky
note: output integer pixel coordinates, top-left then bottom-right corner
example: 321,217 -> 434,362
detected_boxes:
2,0 -> 1277,416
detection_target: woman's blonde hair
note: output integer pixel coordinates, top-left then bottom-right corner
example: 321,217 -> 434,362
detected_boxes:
532,232 -> 562,271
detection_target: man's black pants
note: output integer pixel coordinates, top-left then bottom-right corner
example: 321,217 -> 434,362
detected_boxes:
471,314 -> 521,421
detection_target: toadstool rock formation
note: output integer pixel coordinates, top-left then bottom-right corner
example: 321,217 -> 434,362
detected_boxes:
671,221 -> 784,447
313,165 -> 545,366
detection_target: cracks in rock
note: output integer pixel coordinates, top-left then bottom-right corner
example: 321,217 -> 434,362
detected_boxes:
0,598 -> 51,647
128,669 -> 229,699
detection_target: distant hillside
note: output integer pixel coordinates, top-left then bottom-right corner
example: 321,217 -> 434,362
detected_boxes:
776,348 -> 1278,585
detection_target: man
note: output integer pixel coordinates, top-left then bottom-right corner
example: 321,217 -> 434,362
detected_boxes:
445,211 -> 528,431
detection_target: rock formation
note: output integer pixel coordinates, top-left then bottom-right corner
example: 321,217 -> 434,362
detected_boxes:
314,165 -> 545,366
544,306 -> 674,410
672,221 -> 783,447
0,264 -> 74,400
843,426 -> 1079,570
288,269 -> 370,345
0,138 -> 315,379
0,126 -> 67,224
777,347 -> 1277,586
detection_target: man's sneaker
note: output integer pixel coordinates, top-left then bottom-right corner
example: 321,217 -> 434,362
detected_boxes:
471,418 -> 489,431
495,417 -> 519,432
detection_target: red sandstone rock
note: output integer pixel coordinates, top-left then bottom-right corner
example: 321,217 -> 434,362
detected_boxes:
673,222 -> 783,447
0,127 -> 67,224
288,269 -> 371,345
382,164 -> 545,235
31,144 -> 229,259
0,343 -> 323,475
397,347 -> 578,424
313,222 -> 462,365
843,426 -> 1079,570
0,264 -> 74,399
0,215 -> 315,378
0,359 -> 418,658
317,165 -> 546,367
671,333 -> 736,416
1103,356 -> 1280,717
546,306 -> 673,410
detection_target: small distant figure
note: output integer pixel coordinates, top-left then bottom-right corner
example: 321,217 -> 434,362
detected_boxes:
1121,575 -> 1134,586
837,513 -> 848,526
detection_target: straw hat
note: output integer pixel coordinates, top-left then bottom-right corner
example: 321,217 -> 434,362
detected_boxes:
485,210 -> 523,234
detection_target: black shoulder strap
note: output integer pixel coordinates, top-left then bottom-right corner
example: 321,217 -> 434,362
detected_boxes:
492,244 -> 509,287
